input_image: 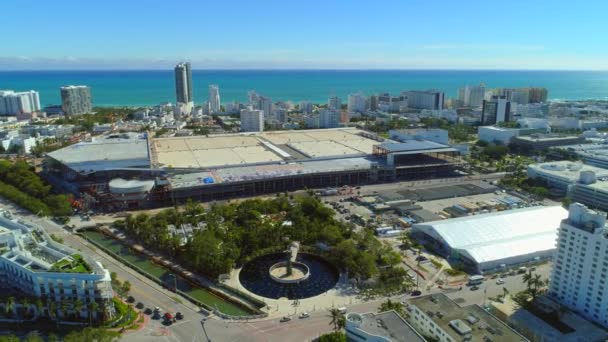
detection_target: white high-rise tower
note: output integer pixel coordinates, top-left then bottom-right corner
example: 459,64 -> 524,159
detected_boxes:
208,84 -> 221,114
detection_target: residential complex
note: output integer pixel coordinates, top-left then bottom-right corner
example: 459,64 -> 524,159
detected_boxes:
239,106 -> 264,132
549,203 -> 608,328
60,85 -> 92,115
319,109 -> 340,128
347,92 -> 367,113
328,96 -> 342,110
0,210 -> 113,318
0,90 -> 41,115
458,84 -> 485,107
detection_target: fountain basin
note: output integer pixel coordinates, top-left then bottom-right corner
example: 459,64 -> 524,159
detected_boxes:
239,252 -> 339,299
269,261 -> 310,284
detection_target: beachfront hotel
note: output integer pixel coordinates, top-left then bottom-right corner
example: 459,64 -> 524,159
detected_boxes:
0,210 -> 114,317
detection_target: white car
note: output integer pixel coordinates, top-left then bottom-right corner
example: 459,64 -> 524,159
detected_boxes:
496,278 -> 505,285
299,312 -> 310,319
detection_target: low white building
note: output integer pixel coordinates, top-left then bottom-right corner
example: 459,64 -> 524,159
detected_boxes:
345,311 -> 425,342
477,126 -> 521,145
412,206 -> 568,273
527,161 -> 608,193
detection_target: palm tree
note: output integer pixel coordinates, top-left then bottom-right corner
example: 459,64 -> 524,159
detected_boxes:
61,299 -> 70,319
20,297 -> 30,319
35,298 -> 44,318
522,270 -> 533,290
328,308 -> 342,331
48,301 -> 57,321
74,299 -> 84,320
6,296 -> 14,317
88,301 -> 99,326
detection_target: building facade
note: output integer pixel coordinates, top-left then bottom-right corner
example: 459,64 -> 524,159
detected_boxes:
549,203 -> 608,327
347,92 -> 367,113
240,106 -> 264,132
320,109 -> 340,128
208,84 -> 221,114
60,86 -> 92,116
0,90 -> 41,115
0,211 -> 114,320
328,96 -> 342,110
299,101 -> 313,114
174,62 -> 193,105
459,84 -> 485,107
405,90 -> 445,110
481,96 -> 511,125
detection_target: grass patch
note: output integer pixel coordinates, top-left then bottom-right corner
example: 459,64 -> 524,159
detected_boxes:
81,230 -> 252,316
445,268 -> 466,276
430,258 -> 443,269
170,296 -> 183,304
50,254 -> 91,273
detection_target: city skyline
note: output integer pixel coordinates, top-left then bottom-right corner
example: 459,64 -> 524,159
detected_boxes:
2,0 -> 608,70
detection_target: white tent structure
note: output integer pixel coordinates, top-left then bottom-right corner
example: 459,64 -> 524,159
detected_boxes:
412,206 -> 568,273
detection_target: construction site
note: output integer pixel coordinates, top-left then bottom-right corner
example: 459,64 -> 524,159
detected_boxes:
44,128 -> 465,211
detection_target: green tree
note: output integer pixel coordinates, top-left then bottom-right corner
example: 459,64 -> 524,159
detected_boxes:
379,299 -> 407,318
23,332 -> 44,342
120,281 -> 131,299
318,331 -> 347,342
0,335 -> 20,342
5,296 -> 14,316
74,299 -> 84,319
35,298 -> 44,317
88,301 -> 99,326
328,308 -> 345,331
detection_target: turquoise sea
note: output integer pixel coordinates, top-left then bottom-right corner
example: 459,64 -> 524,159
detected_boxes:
1,70 -> 608,107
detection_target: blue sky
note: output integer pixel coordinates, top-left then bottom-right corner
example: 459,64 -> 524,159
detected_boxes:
1,0 -> 607,70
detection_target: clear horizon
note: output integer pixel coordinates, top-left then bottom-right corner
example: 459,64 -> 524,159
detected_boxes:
2,0 -> 607,70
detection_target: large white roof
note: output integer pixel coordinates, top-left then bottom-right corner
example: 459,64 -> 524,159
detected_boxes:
413,206 -> 568,265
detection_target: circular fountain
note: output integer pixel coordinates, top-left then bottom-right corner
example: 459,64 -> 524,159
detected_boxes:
239,242 -> 339,299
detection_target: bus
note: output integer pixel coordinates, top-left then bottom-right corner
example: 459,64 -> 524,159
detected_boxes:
467,275 -> 484,285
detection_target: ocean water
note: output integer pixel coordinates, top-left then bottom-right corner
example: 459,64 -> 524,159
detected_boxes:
1,70 -> 607,107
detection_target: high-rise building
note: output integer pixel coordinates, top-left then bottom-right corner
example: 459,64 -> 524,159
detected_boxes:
347,92 -> 367,113
0,90 -> 41,115
258,96 -> 273,121
208,84 -> 221,114
174,62 -> 193,105
369,95 -> 379,111
299,101 -> 313,114
328,96 -> 342,110
458,84 -> 485,107
405,90 -> 445,110
247,90 -> 260,107
529,87 -> 549,103
60,85 -> 92,116
319,109 -> 340,128
549,202 -> 608,328
240,106 -> 264,132
481,96 -> 511,125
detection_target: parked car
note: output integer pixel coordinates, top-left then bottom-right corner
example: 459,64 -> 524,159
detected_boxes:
411,290 -> 422,296
299,312 -> 310,319
136,302 -> 144,309
470,286 -> 480,291
127,296 -> 135,303
144,308 -> 153,315
164,312 -> 176,323
176,312 -> 184,320
496,278 -> 505,285
154,307 -> 161,313
280,316 -> 291,323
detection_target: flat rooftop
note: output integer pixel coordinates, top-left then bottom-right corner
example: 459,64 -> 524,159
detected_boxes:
152,128 -> 384,169
408,294 -> 527,342
513,135 -> 583,142
168,156 -> 381,189
48,133 -> 150,172
529,161 -> 608,181
350,311 -> 425,342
